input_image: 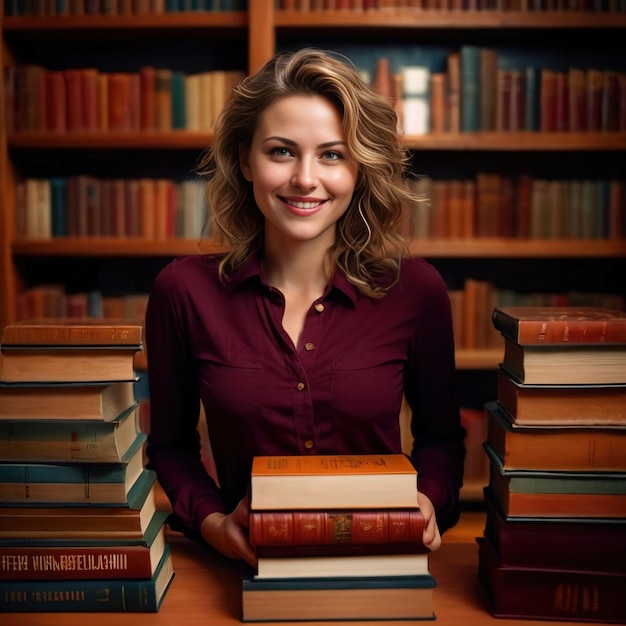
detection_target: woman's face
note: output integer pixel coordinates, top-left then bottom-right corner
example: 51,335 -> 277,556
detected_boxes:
239,94 -> 358,250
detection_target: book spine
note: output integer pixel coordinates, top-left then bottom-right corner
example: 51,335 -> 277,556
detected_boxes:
1,324 -> 143,346
249,509 -> 425,548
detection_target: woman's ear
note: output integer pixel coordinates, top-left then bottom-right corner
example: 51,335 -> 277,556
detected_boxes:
238,144 -> 253,182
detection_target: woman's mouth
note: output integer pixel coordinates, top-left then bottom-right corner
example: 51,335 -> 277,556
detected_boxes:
281,197 -> 326,216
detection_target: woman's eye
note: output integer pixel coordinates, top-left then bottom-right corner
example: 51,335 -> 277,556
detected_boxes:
270,147 -> 292,157
322,151 -> 342,161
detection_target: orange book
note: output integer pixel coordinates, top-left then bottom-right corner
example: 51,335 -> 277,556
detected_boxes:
108,72 -> 133,131
64,68 -> 83,132
138,178 -> 156,239
251,454 -> 419,510
139,66 -> 156,130
80,67 -> 99,132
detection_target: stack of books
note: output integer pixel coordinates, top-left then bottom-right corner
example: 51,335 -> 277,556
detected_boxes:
477,306 -> 626,623
243,453 -> 435,622
0,318 -> 174,613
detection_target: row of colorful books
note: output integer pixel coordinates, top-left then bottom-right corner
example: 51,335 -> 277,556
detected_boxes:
16,177 -> 209,240
0,318 -> 174,612
5,65 -> 244,134
405,175 -> 625,240
477,305 -> 626,622
3,0 -> 246,16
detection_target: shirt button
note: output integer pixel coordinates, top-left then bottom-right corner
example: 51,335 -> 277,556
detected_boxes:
314,303 -> 324,312
305,342 -> 315,351
304,440 -> 314,449
297,382 -> 305,391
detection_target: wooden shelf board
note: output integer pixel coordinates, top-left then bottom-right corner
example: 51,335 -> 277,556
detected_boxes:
455,349 -> 502,370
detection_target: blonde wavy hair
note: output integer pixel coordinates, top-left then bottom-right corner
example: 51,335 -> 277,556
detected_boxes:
197,48 -> 415,298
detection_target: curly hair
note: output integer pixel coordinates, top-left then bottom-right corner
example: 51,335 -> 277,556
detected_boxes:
197,48 -> 415,298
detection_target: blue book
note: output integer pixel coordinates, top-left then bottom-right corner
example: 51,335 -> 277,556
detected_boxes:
0,544 -> 174,612
524,67 -> 541,132
0,433 -> 147,506
49,177 -> 68,237
460,46 -> 480,132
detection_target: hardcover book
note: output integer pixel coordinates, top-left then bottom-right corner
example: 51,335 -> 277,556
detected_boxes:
485,401 -> 626,472
0,544 -> 174,612
250,454 -> 419,510
492,306 -> 626,345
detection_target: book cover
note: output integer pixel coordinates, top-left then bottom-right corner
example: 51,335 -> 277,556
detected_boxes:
0,511 -> 168,580
496,368 -> 626,426
492,306 -> 626,345
1,317 -> 144,347
250,454 -> 419,510
0,544 -> 174,612
483,491 -> 626,574
242,567 -> 436,622
486,401 -> 626,472
477,536 -> 626,623
0,380 -> 137,422
0,437 -> 147,505
0,403 -> 139,463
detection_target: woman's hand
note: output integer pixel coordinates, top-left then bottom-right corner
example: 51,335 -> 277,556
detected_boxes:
417,491 -> 442,552
200,491 -> 258,569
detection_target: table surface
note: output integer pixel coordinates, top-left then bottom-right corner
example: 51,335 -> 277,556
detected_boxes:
2,522 -> 612,626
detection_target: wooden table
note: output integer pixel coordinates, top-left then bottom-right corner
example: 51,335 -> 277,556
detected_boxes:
2,530 -> 611,626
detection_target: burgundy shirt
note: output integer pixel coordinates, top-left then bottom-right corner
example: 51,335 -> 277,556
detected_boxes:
145,254 -> 465,541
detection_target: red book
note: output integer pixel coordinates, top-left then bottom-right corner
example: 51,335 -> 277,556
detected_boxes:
64,68 -> 83,132
45,71 -> 67,133
540,69 -> 557,132
250,509 -> 426,558
139,66 -> 156,130
80,67 -> 99,132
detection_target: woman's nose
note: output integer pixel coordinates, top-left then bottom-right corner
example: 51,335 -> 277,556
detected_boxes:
291,159 -> 317,190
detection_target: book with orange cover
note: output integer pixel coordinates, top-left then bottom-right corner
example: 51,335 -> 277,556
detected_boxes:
492,306 -> 626,345
250,454 -> 419,510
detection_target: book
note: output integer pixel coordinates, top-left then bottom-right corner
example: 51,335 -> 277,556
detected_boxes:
0,380 -> 136,421
0,544 -> 174,612
496,367 -> 626,426
485,401 -> 626,472
250,508 -> 427,557
0,437 -> 147,505
477,536 -> 626,623
250,454 -> 419,510
486,445 -> 626,519
0,511 -> 168,580
241,568 -> 436,622
0,346 -> 141,383
1,317 -> 144,347
0,403 -> 139,462
256,551 -> 430,580
483,491 -> 626,574
0,470 -> 158,540
492,306 -> 626,345
500,336 -> 626,385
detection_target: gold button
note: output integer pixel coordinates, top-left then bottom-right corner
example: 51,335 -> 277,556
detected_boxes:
297,382 -> 305,391
304,440 -> 314,449
314,303 -> 324,312
305,342 -> 315,351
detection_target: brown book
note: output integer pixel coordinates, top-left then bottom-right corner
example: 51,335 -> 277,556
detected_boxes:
250,508 -> 426,555
0,380 -> 136,421
1,317 -> 143,347
0,512 -> 168,581
485,444 -> 626,519
0,472 -> 157,540
496,368 -> 626,427
483,491 -> 626,574
492,305 -> 626,345
250,454 -> 419,511
500,336 -> 626,385
486,401 -> 626,472
540,68 -> 557,132
477,536 -> 626,623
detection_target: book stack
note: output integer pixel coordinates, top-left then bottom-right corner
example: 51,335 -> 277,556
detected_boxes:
0,318 -> 174,613
477,306 -> 626,623
243,453 -> 435,622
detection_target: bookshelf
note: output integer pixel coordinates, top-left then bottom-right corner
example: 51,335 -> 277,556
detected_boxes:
1,1 -> 625,500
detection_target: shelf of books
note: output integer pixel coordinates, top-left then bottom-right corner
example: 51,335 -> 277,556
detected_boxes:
476,305 -> 626,623
0,318 -> 174,613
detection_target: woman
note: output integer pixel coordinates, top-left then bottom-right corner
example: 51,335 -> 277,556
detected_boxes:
146,48 -> 465,569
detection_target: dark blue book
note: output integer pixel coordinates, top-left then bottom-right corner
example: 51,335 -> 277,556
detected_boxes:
49,177 -> 68,237
524,67 -> 541,132
460,46 -> 481,132
0,544 -> 174,612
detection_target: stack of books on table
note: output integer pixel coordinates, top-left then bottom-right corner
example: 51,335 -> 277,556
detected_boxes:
477,306 -> 626,623
0,318 -> 174,613
243,453 -> 434,622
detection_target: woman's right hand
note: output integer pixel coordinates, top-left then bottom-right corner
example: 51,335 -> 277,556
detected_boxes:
200,491 -> 258,569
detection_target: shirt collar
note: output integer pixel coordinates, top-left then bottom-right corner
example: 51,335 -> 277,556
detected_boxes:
227,254 -> 358,308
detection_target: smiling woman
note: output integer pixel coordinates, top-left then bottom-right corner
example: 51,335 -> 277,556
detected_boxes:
145,48 -> 466,571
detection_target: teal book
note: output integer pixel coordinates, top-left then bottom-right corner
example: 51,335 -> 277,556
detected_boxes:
0,403 -> 139,463
49,177 -> 68,237
0,544 -> 174,612
171,71 -> 186,129
0,434 -> 147,505
460,46 -> 480,132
